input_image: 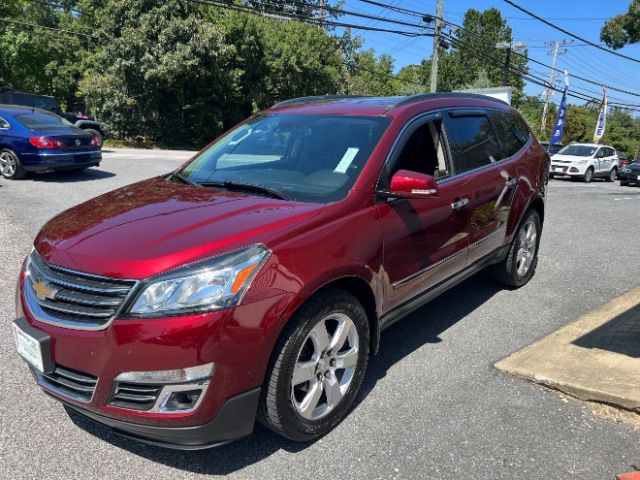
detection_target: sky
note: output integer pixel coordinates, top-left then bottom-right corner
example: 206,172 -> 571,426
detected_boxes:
338,0 -> 640,108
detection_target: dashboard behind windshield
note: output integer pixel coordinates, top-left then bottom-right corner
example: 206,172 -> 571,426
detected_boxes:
179,114 -> 391,203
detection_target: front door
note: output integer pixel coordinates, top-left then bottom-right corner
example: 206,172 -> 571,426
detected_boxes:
377,116 -> 470,313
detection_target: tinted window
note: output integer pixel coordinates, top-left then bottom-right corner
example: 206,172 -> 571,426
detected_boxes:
445,113 -> 501,174
14,111 -> 72,130
511,113 -> 531,145
489,112 -> 525,158
180,114 -> 390,203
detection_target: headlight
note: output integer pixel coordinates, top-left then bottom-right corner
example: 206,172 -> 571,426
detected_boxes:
574,159 -> 588,164
128,244 -> 270,317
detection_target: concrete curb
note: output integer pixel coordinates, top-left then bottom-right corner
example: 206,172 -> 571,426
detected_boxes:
496,285 -> 640,411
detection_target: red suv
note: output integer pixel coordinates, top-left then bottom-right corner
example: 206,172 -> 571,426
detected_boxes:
13,94 -> 549,449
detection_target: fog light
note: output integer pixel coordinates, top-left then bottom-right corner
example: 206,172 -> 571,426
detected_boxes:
162,389 -> 202,412
569,167 -> 579,173
115,363 -> 215,384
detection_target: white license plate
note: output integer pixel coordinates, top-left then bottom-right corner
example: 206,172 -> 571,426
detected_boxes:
553,167 -> 559,171
637,175 -> 640,180
13,323 -> 44,372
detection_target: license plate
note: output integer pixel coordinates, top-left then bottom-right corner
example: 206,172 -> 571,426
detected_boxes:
553,167 -> 559,172
13,322 -> 44,372
637,175 -> 640,180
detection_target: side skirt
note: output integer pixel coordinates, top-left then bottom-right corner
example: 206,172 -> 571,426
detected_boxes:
379,245 -> 509,331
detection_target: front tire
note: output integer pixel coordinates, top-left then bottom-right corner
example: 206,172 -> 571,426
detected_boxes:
258,288 -> 370,441
583,168 -> 594,183
0,149 -> 26,180
621,180 -> 629,186
490,209 -> 541,289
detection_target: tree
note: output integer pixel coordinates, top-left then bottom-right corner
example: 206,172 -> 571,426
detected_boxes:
601,1 -> 640,49
347,50 -> 398,96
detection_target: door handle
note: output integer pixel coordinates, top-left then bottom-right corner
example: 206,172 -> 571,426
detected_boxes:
506,177 -> 518,188
451,197 -> 469,211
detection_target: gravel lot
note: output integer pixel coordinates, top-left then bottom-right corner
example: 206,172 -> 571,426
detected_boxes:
1,149 -> 639,480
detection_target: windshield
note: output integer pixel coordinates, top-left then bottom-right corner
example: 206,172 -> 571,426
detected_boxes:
557,145 -> 597,157
178,114 -> 391,203
15,111 -> 73,131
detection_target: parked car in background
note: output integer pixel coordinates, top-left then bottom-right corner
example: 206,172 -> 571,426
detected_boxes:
619,159 -> 640,186
12,93 -> 548,449
0,105 -> 101,179
617,152 -> 632,169
0,89 -> 105,144
549,143 -> 618,183
540,141 -> 563,155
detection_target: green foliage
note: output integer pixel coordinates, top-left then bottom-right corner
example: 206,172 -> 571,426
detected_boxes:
601,0 -> 640,49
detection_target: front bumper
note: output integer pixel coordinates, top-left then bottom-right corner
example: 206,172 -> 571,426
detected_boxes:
619,170 -> 640,183
19,151 -> 102,172
60,387 -> 261,450
550,163 -> 586,176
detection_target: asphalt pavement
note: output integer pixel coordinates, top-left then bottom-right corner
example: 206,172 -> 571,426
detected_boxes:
1,149 -> 640,480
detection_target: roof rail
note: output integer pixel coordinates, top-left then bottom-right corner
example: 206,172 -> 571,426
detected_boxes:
393,92 -> 509,108
272,95 -> 372,108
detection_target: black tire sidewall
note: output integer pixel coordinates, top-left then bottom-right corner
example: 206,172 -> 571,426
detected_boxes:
267,291 -> 370,441
505,210 -> 541,288
584,168 -> 593,183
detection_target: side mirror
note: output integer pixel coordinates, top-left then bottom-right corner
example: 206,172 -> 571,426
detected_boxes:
383,169 -> 438,199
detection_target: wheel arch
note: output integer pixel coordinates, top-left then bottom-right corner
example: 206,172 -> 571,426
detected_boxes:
278,274 -> 382,357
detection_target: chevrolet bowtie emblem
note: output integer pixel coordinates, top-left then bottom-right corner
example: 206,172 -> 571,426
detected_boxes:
32,280 -> 59,301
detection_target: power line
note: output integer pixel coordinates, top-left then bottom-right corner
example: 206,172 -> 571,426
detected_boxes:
502,0 -> 640,64
0,17 -> 100,39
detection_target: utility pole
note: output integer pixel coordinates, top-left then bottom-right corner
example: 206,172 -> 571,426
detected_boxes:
541,39 -> 572,133
496,41 -> 526,86
429,0 -> 444,93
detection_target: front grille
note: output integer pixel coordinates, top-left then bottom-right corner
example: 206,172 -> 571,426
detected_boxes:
38,365 -> 98,402
110,382 -> 162,411
26,251 -> 137,329
552,166 -> 568,173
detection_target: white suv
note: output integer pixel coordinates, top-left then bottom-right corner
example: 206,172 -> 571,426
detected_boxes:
550,143 -> 619,183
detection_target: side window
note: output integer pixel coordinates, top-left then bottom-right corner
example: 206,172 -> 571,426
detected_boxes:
0,116 -> 9,129
511,113 -> 531,145
445,113 -> 501,175
393,120 -> 451,180
489,112 -> 525,159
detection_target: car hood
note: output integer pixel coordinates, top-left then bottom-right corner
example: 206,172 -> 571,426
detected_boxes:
34,177 -> 325,279
624,162 -> 640,171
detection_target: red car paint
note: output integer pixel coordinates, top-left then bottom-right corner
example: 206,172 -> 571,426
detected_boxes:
16,94 -> 548,442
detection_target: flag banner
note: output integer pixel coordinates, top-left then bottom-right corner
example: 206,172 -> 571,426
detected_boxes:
593,86 -> 607,144
550,84 -> 568,146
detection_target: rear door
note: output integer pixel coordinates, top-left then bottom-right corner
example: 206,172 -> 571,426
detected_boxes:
443,109 -> 521,264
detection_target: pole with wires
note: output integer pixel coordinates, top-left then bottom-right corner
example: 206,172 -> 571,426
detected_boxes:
496,41 -> 526,86
541,39 -> 572,134
429,0 -> 444,93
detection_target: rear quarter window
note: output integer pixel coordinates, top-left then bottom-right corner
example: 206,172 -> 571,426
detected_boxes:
445,112 -> 502,175
489,111 -> 526,158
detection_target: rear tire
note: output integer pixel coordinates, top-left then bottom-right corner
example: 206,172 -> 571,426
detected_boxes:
257,288 -> 370,442
0,149 -> 26,180
606,168 -> 617,182
490,209 -> 541,289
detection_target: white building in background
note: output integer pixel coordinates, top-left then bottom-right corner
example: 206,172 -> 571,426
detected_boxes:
453,86 -> 513,105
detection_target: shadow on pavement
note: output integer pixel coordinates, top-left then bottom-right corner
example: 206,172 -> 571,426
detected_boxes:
28,169 -> 116,182
67,271 -> 501,474
573,302 -> 640,358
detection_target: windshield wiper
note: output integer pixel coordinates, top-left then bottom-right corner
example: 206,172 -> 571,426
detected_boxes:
169,172 -> 199,186
199,180 -> 287,200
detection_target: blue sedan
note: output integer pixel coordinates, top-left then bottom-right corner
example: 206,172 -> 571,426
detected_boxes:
0,105 -> 101,180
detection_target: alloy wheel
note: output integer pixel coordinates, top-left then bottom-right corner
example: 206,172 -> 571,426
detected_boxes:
515,219 -> 537,277
0,151 -> 16,177
291,313 -> 359,421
